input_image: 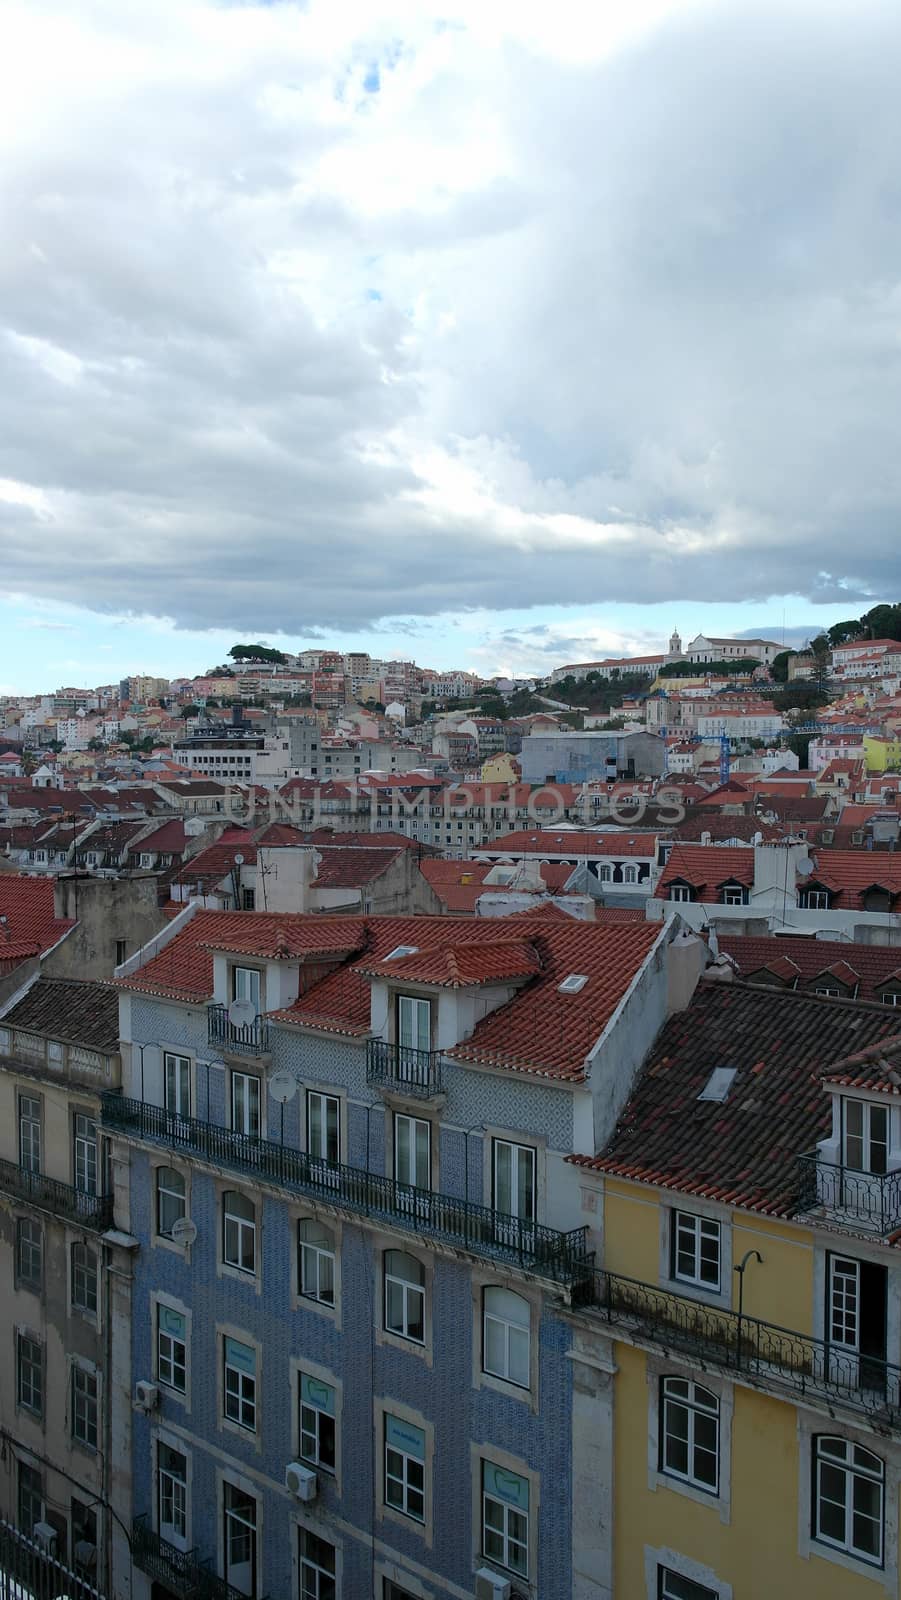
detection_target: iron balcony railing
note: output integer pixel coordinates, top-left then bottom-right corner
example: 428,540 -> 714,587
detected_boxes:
132,1516 -> 263,1600
0,1156 -> 114,1231
207,1004 -> 271,1056
797,1152 -> 901,1235
583,1267 -> 901,1428
366,1040 -> 444,1098
0,1518 -> 103,1600
101,1093 -> 590,1287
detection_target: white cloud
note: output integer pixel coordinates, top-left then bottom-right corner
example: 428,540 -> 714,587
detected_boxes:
0,0 -> 899,638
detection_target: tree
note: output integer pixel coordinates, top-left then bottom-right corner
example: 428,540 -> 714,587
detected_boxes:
786,732 -> 812,767
827,619 -> 861,647
180,704 -> 201,719
228,643 -> 287,664
771,651 -> 792,684
87,737 -> 105,751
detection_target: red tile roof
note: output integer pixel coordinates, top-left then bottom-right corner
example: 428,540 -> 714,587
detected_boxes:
805,850 -> 901,909
117,910 -> 369,1001
656,844 -> 755,898
720,933 -> 901,1001
569,981 -> 901,1215
313,846 -> 403,888
476,830 -> 659,857
0,877 -> 75,956
126,819 -> 188,856
354,939 -> 541,988
821,1037 -> 901,1092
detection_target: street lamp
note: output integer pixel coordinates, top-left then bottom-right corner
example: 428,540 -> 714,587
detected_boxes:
734,1248 -> 763,1369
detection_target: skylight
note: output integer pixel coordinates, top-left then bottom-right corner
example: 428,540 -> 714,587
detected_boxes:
558,973 -> 589,994
698,1067 -> 737,1102
384,944 -> 419,961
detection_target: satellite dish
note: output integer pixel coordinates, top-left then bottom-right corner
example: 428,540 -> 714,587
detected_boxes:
269,1069 -> 298,1104
228,998 -> 256,1027
796,859 -> 815,877
233,853 -> 245,867
171,1217 -> 197,1247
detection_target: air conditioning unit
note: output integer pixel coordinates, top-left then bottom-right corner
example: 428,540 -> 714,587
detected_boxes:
32,1522 -> 57,1554
475,1571 -> 511,1600
285,1462 -> 318,1501
134,1380 -> 159,1412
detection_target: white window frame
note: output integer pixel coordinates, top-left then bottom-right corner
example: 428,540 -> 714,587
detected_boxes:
481,1459 -> 530,1580
223,1338 -> 257,1434
71,1362 -> 99,1450
384,1415 -> 426,1524
670,884 -> 693,904
156,1166 -> 187,1241
384,1250 -> 426,1345
660,1377 -> 720,1495
298,1526 -> 337,1599
671,1211 -> 721,1291
394,1114 -> 431,1192
482,1286 -> 530,1390
73,1112 -> 98,1195
299,1372 -> 337,1476
230,1071 -> 261,1139
222,1479 -> 258,1596
307,1091 -> 340,1166
397,995 -> 431,1053
222,1190 -> 256,1277
157,1440 -> 189,1549
297,1217 -> 337,1310
71,1241 -> 98,1317
232,966 -> 262,1012
16,1217 -> 42,1289
492,1139 -> 536,1224
803,888 -> 831,911
644,1546 -> 730,1600
813,1435 -> 884,1567
163,1052 -> 192,1119
18,1093 -> 41,1174
157,1304 -> 188,1395
843,1098 -> 889,1176
17,1332 -> 43,1416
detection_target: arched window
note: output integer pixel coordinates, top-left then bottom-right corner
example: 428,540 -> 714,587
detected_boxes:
597,865 -> 612,883
297,1218 -> 335,1306
483,1287 -> 530,1387
383,1250 -> 425,1343
222,1191 -> 256,1275
156,1168 -> 186,1238
660,1377 -> 719,1493
813,1436 -> 884,1564
622,864 -> 638,884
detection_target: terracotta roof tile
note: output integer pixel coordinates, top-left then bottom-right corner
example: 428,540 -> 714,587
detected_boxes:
656,844 -> 755,897
569,981 -> 901,1214
0,877 -> 75,956
1,977 -> 119,1050
354,938 -> 541,988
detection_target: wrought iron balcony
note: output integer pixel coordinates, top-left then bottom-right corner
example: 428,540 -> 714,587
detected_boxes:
0,1156 -> 113,1231
366,1039 -> 444,1098
132,1515 -> 263,1600
583,1268 -> 901,1428
208,1003 -> 271,1056
0,1517 -> 100,1600
797,1151 -> 901,1235
101,1093 -> 590,1288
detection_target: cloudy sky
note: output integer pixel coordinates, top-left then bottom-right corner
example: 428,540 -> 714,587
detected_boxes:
2,0 -> 900,691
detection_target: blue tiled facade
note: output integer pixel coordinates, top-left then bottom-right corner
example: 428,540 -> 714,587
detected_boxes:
122,993 -> 578,1598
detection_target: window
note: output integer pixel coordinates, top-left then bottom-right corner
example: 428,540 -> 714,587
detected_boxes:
231,1072 -> 261,1139
16,1219 -> 42,1289
598,864 -> 612,882
156,1167 -> 186,1238
223,1482 -> 257,1597
801,888 -> 831,911
657,1566 -> 718,1600
880,988 -> 901,1008
223,1191 -> 256,1275
232,966 -> 261,1013
299,1373 -> 336,1474
297,1219 -> 335,1306
307,1092 -> 340,1165
721,884 -> 746,906
158,1442 -> 188,1546
397,995 -> 430,1053
18,1461 -> 43,1534
73,1114 -> 98,1195
241,888 -> 255,911
623,864 -> 638,884
843,1099 -> 888,1175
164,1053 -> 191,1118
672,1212 -> 721,1290
481,1460 -> 529,1578
670,884 -> 694,903
71,1243 -> 98,1315
299,1529 -> 336,1600
384,1250 -> 425,1344
19,1094 -> 41,1173
158,1305 -> 188,1393
394,1114 -> 431,1190
483,1287 -> 530,1388
72,1366 -> 98,1449
224,1338 -> 257,1432
493,1140 -> 536,1223
813,1436 -> 884,1565
384,1414 -> 425,1522
115,939 -> 128,965
660,1377 -> 719,1493
17,1334 -> 43,1415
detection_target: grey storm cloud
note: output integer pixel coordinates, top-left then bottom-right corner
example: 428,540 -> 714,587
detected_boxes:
1,0 -> 901,634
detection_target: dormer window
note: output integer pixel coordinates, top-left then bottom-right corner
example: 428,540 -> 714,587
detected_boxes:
670,883 -> 695,903
720,883 -> 748,906
843,1099 -> 888,1176
863,886 -> 893,914
397,996 -> 431,1054
879,985 -> 901,1008
800,886 -> 831,910
232,966 -> 261,1013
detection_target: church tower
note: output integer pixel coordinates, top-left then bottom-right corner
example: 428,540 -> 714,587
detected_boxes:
668,628 -> 682,661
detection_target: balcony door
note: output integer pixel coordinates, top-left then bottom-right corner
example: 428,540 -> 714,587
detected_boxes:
828,1254 -> 887,1394
230,1072 -> 261,1140
394,1114 -> 431,1217
841,1099 -> 890,1221
164,1053 -> 191,1122
232,967 -> 261,1014
396,997 -> 430,1080
493,1139 -> 536,1249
